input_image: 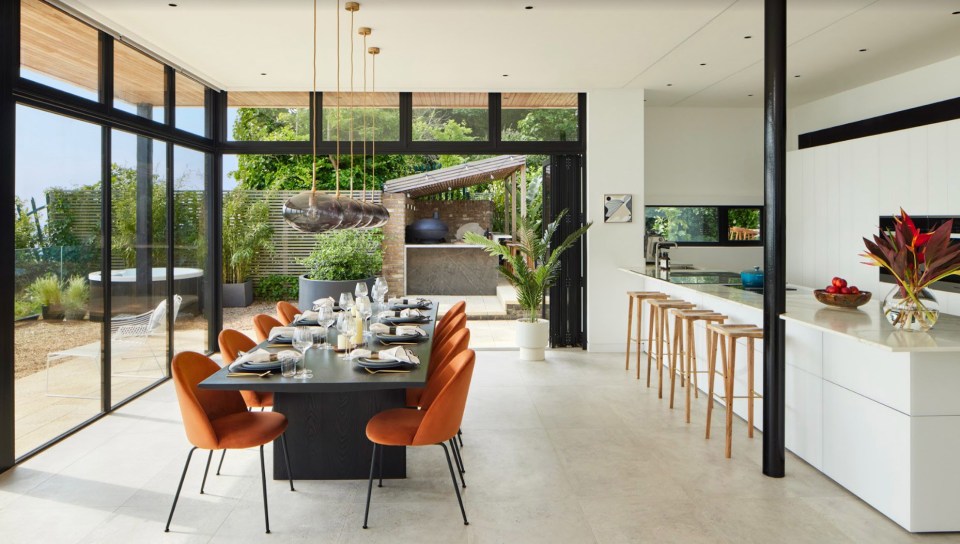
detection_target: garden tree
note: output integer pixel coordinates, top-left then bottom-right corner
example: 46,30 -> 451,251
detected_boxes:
14,197 -> 40,249
502,108 -> 578,142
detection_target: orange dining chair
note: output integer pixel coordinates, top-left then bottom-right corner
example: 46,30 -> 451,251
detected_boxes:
434,301 -> 466,340
433,312 -> 467,349
406,327 -> 471,408
276,301 -> 299,325
363,349 -> 477,529
253,314 -> 283,343
216,329 -> 276,477
165,351 -> 294,534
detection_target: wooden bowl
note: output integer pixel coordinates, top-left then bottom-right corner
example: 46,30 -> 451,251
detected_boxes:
813,289 -> 872,309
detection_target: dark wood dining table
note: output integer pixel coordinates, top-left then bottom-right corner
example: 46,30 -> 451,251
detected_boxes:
199,302 -> 437,480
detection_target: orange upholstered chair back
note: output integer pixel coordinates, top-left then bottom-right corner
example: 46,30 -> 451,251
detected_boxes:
276,301 -> 299,326
434,301 -> 466,339
253,314 -> 283,343
172,351 -> 248,450
434,312 -> 466,347
412,350 -> 475,446
428,327 -> 470,380
218,329 -> 257,364
419,328 -> 471,409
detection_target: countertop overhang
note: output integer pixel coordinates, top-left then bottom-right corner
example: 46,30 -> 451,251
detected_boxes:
622,266 -> 960,353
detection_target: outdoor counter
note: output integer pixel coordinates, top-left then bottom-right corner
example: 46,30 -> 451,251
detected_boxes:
622,266 -> 960,532
404,243 -> 498,296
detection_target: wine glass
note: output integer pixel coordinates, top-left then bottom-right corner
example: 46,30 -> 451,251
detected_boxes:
317,306 -> 335,349
337,313 -> 357,355
339,292 -> 354,311
374,277 -> 388,303
292,328 -> 313,378
356,296 -> 373,340
312,325 -> 328,351
355,281 -> 369,299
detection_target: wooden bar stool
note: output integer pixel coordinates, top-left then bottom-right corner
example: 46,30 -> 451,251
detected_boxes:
667,309 -> 728,423
645,298 -> 696,398
625,291 -> 668,379
704,323 -> 764,458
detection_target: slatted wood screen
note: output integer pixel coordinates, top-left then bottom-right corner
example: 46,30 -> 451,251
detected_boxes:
46,189 -> 383,282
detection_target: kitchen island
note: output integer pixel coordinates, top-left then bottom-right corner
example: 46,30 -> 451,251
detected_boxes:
623,266 -> 960,532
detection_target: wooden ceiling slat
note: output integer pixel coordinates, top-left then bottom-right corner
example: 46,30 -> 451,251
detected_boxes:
20,0 -> 99,95
229,91 -> 310,108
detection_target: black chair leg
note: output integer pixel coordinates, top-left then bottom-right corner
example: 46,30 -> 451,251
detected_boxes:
279,434 -> 295,492
440,443 -> 469,526
378,444 -> 384,488
259,445 -> 270,534
165,447 -> 197,532
452,437 -> 466,474
363,443 -> 378,529
215,449 -> 226,476
200,450 -> 213,494
458,428 -> 463,447
449,439 -> 467,488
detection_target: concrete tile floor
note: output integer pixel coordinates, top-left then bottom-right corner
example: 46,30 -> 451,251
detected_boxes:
2,349 -> 958,543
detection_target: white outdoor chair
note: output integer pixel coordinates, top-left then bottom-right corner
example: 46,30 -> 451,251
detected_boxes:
45,295 -> 182,398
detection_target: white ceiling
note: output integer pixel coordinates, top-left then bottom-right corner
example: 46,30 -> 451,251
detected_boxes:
60,0 -> 960,107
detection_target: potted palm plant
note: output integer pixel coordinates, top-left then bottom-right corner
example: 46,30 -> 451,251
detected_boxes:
465,210 -> 591,361
222,188 -> 273,307
297,229 -> 383,310
28,274 -> 64,320
62,275 -> 90,320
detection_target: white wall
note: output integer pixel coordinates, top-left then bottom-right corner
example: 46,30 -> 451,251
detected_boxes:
585,90 -> 646,352
786,117 -> 960,316
788,54 -> 960,151
644,106 -> 765,270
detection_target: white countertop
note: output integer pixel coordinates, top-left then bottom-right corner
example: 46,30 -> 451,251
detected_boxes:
622,266 -> 960,353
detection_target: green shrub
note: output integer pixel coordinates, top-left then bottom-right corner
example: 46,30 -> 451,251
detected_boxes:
298,229 -> 383,281
255,275 -> 299,301
222,188 -> 274,283
15,296 -> 41,320
27,274 -> 61,306
62,275 -> 90,312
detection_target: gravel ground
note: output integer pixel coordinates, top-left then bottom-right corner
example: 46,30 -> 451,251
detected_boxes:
14,319 -> 101,380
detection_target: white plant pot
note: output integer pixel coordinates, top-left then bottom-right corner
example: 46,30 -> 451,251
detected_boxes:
516,319 -> 549,361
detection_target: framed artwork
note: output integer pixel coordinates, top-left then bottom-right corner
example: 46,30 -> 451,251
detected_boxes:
604,194 -> 632,223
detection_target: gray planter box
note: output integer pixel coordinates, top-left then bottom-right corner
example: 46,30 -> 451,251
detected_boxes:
223,280 -> 253,308
299,276 -> 375,310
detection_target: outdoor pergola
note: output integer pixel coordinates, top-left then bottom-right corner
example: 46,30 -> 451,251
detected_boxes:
384,155 -> 528,236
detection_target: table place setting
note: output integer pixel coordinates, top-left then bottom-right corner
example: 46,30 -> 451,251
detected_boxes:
377,307 -> 430,325
346,345 -> 421,373
370,322 -> 429,344
227,348 -> 301,375
388,297 -> 433,311
268,326 -> 296,344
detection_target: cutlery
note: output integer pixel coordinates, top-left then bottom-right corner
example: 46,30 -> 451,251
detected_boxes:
364,368 -> 411,374
227,370 -> 272,378
379,340 -> 418,346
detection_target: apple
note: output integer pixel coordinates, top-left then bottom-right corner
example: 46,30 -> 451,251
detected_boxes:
849,286 -> 860,294
831,277 -> 842,287
840,287 -> 851,294
825,285 -> 838,294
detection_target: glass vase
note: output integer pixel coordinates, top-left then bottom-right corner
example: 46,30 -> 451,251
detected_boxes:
882,286 -> 940,332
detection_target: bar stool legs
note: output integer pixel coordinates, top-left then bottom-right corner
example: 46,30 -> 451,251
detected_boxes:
668,310 -> 727,423
625,292 -> 667,380
705,323 -> 763,458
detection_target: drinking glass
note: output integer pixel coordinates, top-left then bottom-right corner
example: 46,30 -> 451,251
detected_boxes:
280,358 -> 297,378
355,281 -> 369,299
356,296 -> 373,340
317,306 -> 335,349
339,292 -> 354,311
312,325 -> 328,349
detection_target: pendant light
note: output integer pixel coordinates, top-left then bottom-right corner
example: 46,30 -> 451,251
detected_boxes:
355,25 -> 378,229
335,1 -> 366,229
283,0 -> 344,233
367,45 -> 390,227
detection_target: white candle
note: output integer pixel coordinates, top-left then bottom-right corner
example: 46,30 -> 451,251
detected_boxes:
337,335 -> 348,350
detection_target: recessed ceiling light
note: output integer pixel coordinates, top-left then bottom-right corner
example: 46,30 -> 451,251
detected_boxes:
748,94 -> 754,97
859,48 -> 868,52
524,5 -> 534,9
168,2 -> 177,6
953,10 -> 960,15
666,83 -> 673,87
260,72 -> 267,76
744,35 -> 752,39
700,63 -> 707,66
794,74 -> 801,78
502,74 -> 509,77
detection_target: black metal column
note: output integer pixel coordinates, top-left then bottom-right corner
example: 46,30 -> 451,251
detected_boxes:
762,0 -> 787,478
0,0 -> 20,473
206,89 -> 224,353
135,104 -> 154,309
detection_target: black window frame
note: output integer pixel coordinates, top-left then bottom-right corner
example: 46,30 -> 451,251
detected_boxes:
644,205 -> 763,247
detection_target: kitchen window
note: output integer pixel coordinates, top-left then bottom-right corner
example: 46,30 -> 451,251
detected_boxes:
645,205 -> 763,247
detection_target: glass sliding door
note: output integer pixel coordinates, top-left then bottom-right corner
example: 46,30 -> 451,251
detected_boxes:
172,146 -> 209,354
13,105 -> 103,457
109,129 -> 169,406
